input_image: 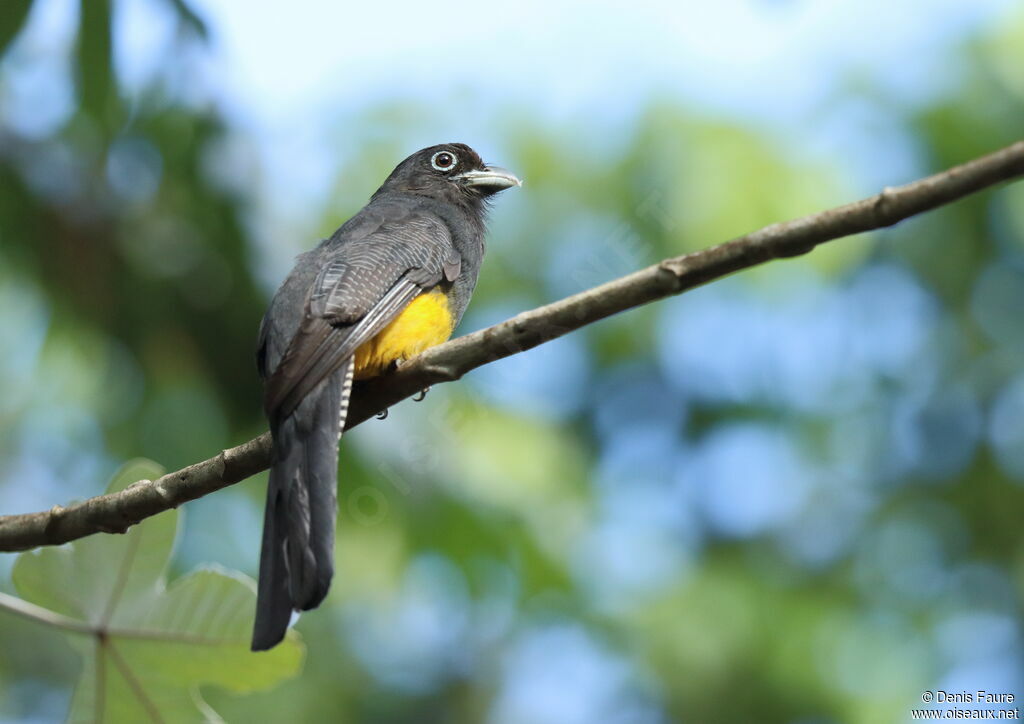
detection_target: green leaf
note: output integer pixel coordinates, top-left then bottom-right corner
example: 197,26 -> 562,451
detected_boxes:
3,459 -> 304,722
0,0 -> 33,58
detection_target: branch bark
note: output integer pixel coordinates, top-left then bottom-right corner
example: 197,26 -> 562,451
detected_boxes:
2,140 -> 1023,552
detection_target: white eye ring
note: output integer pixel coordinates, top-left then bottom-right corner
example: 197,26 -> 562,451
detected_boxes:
431,151 -> 458,172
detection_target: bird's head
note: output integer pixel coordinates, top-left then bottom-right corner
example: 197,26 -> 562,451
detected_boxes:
374,143 -> 521,206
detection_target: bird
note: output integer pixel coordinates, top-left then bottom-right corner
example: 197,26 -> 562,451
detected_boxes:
251,143 -> 520,651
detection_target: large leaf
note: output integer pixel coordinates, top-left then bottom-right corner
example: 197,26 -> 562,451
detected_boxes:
2,459 -> 303,722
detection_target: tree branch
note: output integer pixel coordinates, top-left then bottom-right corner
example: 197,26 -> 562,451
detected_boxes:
2,140 -> 1023,552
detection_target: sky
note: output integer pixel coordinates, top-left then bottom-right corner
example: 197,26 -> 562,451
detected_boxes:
113,0 -> 1020,241
191,0 -> 1009,125
8,0 -> 1017,285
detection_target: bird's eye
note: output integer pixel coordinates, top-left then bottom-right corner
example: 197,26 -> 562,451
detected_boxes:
431,151 -> 458,172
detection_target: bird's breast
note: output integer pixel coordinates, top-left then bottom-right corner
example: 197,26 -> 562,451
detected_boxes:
353,288 -> 455,380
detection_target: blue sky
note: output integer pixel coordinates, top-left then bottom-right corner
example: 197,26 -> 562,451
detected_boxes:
8,0 -> 1016,282
192,0 -> 1010,125
180,0 -> 1020,261
14,0 -> 1017,181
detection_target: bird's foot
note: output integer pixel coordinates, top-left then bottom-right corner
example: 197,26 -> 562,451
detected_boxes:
376,408 -> 389,420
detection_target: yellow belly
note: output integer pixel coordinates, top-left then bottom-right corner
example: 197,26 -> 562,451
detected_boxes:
354,289 -> 455,380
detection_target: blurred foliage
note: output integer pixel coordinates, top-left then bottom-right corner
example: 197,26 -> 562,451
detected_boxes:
2,460 -> 302,721
1,1 -> 1023,723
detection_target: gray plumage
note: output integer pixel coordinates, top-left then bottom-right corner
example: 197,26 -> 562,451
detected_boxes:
252,144 -> 519,651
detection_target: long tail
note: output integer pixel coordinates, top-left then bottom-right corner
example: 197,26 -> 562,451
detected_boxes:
252,359 -> 354,651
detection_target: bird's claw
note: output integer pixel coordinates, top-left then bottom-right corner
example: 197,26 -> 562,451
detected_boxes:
376,408 -> 389,420
413,387 -> 431,402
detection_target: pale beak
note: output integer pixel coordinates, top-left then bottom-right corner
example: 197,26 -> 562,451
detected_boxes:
455,166 -> 522,191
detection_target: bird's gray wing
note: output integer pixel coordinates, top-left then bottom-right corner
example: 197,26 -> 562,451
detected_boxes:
263,208 -> 461,419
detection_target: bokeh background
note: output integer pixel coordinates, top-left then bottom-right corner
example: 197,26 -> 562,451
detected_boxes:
2,0 -> 1024,722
